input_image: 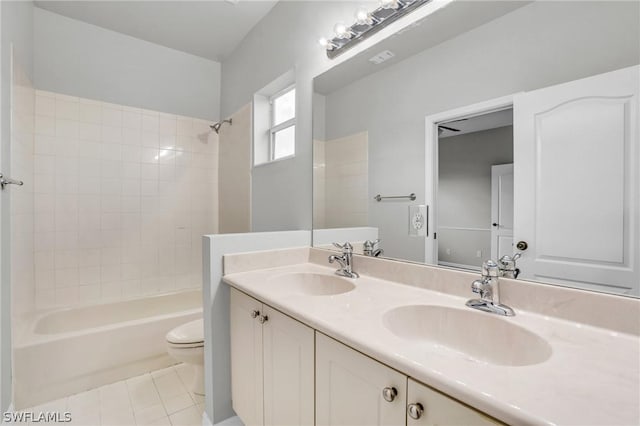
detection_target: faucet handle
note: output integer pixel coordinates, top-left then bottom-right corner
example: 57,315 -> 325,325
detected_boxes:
333,242 -> 353,253
499,252 -> 522,279
482,260 -> 500,277
363,239 -> 380,250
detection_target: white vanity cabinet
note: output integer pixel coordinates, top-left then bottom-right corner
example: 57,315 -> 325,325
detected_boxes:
230,288 -> 314,426
316,332 -> 501,426
316,332 -> 407,425
406,379 -> 501,425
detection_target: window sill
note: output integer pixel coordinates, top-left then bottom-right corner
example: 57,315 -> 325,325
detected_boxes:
253,154 -> 296,169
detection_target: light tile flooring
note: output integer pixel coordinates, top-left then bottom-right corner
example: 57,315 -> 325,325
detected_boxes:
24,364 -> 204,426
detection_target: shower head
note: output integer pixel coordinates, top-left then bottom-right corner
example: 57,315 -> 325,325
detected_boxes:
210,118 -> 233,134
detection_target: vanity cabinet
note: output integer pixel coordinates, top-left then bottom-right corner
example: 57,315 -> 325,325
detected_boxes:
230,288 -> 314,426
316,332 -> 407,425
316,332 -> 501,426
406,379 -> 501,425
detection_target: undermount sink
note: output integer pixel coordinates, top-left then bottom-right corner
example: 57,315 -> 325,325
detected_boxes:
383,305 -> 552,366
268,272 -> 356,296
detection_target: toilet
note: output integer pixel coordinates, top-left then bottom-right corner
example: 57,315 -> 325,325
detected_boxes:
166,319 -> 205,395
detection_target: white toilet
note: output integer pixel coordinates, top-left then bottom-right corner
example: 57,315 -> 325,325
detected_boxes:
166,319 -> 205,395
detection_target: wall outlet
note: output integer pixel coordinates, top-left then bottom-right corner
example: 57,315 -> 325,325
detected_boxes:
446,248 -> 451,255
476,250 -> 482,258
409,205 -> 427,236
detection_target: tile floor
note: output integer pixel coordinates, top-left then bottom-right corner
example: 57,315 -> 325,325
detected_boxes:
23,364 -> 204,426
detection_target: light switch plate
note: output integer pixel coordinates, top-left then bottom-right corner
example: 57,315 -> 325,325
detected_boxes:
409,205 -> 427,237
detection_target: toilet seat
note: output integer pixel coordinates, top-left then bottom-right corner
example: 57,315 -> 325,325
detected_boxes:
166,319 -> 204,347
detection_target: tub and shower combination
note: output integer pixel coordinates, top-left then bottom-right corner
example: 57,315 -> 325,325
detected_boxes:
13,290 -> 202,409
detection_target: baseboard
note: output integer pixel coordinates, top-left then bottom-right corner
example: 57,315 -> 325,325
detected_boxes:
213,415 -> 243,426
202,410 -> 213,426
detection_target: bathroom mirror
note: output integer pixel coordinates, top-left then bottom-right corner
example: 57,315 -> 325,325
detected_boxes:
312,0 -> 640,297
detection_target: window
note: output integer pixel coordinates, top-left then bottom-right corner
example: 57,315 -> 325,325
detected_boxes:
253,70 -> 295,166
269,87 -> 296,161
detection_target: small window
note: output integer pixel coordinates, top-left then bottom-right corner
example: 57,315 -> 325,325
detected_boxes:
269,87 -> 296,161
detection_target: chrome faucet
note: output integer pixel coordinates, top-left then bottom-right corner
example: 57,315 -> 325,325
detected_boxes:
363,239 -> 384,257
466,260 -> 515,316
328,242 -> 359,278
498,253 -> 521,279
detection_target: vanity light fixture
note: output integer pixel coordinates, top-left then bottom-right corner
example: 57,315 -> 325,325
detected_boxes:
319,0 -> 430,58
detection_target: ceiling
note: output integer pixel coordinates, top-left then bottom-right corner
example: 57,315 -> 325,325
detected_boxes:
439,108 -> 513,138
34,1 -> 279,62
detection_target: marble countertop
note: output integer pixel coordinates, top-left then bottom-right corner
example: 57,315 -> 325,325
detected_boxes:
223,259 -> 639,426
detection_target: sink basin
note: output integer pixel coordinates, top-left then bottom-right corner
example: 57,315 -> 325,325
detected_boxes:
383,305 -> 552,366
268,272 -> 355,296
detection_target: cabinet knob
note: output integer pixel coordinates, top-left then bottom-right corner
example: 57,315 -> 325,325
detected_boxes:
382,387 -> 398,402
516,241 -> 528,251
407,403 -> 424,420
259,315 -> 269,324
251,310 -> 260,319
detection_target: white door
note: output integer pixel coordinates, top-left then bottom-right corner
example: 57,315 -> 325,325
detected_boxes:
406,379 -> 501,425
230,289 -> 264,426
490,164 -> 514,260
315,332 -> 406,426
514,65 -> 639,295
262,305 -> 314,426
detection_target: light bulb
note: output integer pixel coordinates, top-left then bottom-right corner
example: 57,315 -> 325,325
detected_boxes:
334,22 -> 351,39
318,37 -> 335,51
379,0 -> 399,9
355,7 -> 372,25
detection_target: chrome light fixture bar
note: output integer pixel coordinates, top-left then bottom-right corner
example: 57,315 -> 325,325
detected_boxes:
321,0 -> 431,59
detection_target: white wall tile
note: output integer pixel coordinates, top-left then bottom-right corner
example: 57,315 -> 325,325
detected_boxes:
35,115 -> 55,136
55,98 -> 79,121
33,90 -> 218,309
102,107 -> 123,127
36,95 -> 55,117
79,103 -> 102,124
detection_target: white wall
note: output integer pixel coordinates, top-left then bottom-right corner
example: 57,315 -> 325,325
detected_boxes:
202,231 -> 310,424
1,0 -> 34,412
32,90 -> 218,309
322,1 -> 640,262
221,0 -> 403,233
34,8 -> 221,122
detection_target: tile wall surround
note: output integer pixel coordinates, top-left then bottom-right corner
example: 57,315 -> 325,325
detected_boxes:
11,58 -> 36,316
312,140 -> 326,229
217,103 -> 251,234
33,90 -> 219,310
223,247 -> 640,336
313,131 -> 368,229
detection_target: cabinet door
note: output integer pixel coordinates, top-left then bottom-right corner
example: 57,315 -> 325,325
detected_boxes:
230,289 -> 264,426
316,332 -> 406,426
262,305 -> 315,426
407,379 -> 502,425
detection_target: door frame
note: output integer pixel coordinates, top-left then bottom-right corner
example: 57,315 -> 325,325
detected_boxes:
424,94 -> 518,265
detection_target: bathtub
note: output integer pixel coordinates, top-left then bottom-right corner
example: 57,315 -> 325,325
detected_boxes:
13,290 -> 202,409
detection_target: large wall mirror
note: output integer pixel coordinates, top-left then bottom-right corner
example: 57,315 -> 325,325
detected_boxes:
312,0 -> 640,297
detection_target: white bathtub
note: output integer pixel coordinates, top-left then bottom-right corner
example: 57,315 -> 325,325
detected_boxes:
14,290 -> 202,409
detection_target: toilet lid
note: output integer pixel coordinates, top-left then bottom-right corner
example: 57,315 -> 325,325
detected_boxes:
166,319 -> 204,345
